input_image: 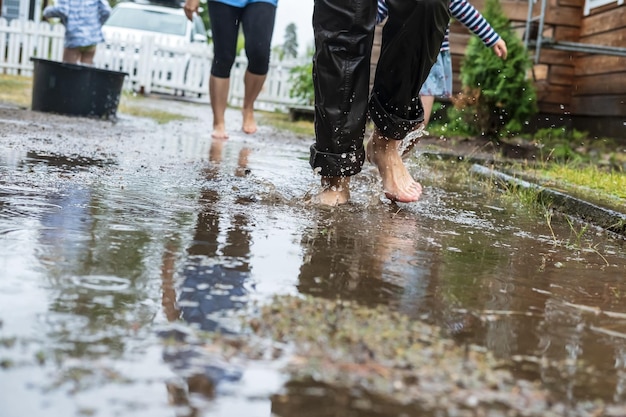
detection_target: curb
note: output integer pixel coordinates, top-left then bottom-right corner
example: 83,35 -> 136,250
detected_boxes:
471,164 -> 626,238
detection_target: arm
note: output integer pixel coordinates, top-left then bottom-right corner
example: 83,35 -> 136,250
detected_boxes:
42,4 -> 68,23
183,0 -> 200,21
376,0 -> 388,25
449,0 -> 507,58
98,0 -> 112,25
491,38 -> 507,59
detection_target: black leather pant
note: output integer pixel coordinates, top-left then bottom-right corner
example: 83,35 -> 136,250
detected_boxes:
309,0 -> 450,177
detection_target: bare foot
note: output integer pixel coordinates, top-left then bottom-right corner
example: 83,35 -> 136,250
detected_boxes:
309,176 -> 350,206
365,129 -> 422,203
212,123 -> 229,139
242,109 -> 257,134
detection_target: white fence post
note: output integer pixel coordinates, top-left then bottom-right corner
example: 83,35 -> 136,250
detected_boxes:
0,18 -> 63,76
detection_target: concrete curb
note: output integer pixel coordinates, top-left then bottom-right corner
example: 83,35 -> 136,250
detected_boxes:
471,164 -> 626,238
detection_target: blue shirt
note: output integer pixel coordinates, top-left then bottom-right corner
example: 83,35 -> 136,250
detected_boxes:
43,0 -> 111,48
210,0 -> 278,7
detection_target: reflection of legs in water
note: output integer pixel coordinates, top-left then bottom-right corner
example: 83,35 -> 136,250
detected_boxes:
365,127 -> 423,203
296,210 -> 423,303
209,138 -> 226,164
159,139 -> 253,412
235,147 -> 251,177
161,240 -> 181,323
208,139 -> 251,178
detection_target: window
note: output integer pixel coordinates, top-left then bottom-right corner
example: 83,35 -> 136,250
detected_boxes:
584,0 -> 624,15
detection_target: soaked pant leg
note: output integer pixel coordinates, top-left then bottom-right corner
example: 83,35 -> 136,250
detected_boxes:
208,2 -> 242,78
309,0 -> 377,178
369,0 -> 450,140
241,2 -> 276,76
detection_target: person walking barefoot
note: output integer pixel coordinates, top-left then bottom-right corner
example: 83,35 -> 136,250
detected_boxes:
377,0 -> 508,157
366,127 -> 423,203
183,0 -> 277,139
310,0 -> 450,206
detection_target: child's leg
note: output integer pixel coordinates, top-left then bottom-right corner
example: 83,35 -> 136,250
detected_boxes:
62,48 -> 81,64
79,46 -> 97,65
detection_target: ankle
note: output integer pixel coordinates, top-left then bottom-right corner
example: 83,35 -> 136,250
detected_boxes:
321,176 -> 350,191
372,134 -> 401,155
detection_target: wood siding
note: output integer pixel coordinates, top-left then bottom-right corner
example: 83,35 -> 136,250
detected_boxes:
573,4 -> 626,117
371,0 -> 626,136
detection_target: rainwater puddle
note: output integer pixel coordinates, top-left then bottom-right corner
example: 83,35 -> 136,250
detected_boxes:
1,103 -> 626,417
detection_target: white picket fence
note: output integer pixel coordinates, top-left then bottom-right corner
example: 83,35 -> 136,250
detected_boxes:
0,17 -> 308,111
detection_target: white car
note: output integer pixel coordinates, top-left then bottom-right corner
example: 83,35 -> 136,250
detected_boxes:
102,0 -> 208,46
100,0 -> 209,93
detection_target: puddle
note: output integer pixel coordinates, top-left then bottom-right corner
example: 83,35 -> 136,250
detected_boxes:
1,102 -> 626,416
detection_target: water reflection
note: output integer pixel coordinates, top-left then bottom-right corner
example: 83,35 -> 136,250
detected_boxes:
3,112 -> 626,417
162,139 -> 253,332
297,209 -> 438,312
271,380 -> 424,417
14,151 -> 160,358
159,139 -> 254,415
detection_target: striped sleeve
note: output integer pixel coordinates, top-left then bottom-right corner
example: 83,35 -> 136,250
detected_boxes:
377,0 -> 389,25
449,0 -> 501,47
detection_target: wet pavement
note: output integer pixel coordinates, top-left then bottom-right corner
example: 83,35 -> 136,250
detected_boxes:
1,97 -> 626,417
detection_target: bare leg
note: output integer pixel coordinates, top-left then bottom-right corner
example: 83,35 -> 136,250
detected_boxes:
209,75 -> 230,139
366,127 -> 422,203
311,176 -> 351,206
400,95 -> 434,158
79,47 -> 96,66
242,70 -> 266,134
62,48 -> 81,64
421,95 -> 435,127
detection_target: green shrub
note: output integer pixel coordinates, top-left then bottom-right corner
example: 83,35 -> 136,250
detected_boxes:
288,61 -> 314,106
447,0 -> 537,140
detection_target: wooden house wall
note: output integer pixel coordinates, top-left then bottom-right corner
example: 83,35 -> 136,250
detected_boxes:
572,4 -> 626,118
448,0 -> 584,114
371,0 -> 626,135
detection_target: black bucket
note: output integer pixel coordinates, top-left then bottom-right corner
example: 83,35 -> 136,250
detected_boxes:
30,58 -> 128,119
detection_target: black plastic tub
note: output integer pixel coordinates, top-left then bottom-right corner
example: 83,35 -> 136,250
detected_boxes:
30,58 -> 128,119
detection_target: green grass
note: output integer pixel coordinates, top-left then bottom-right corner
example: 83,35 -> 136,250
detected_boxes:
0,74 -> 187,124
0,74 -> 32,108
258,111 -> 315,137
519,164 -> 626,212
117,93 -> 189,124
539,165 -> 626,199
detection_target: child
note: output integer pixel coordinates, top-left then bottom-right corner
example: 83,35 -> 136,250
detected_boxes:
378,0 -> 507,132
43,0 -> 112,65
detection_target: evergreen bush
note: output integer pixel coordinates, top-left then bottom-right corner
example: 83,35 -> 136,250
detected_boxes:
447,0 -> 537,140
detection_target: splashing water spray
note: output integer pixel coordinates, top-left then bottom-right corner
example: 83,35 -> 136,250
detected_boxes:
398,124 -> 428,155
